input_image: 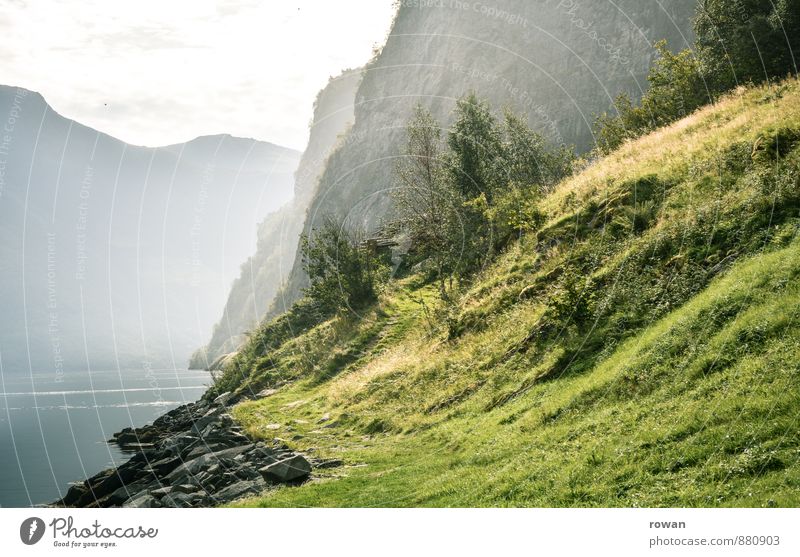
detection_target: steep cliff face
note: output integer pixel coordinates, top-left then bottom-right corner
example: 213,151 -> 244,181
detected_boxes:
273,0 -> 698,308
192,69 -> 363,368
0,85 -> 299,372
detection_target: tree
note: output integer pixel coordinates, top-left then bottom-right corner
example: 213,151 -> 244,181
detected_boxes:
300,215 -> 383,314
393,105 -> 460,298
695,0 -> 800,92
481,110 -> 574,242
447,92 -> 503,201
496,109 -> 575,193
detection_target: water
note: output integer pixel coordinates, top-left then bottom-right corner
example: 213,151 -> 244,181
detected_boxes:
0,368 -> 211,507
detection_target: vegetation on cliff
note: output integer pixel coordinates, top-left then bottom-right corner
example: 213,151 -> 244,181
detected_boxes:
203,1 -> 800,506
209,76 -> 800,506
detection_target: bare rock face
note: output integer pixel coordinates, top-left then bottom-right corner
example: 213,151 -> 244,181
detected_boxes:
272,0 -> 699,308
53,397 -> 313,508
192,67 -> 365,368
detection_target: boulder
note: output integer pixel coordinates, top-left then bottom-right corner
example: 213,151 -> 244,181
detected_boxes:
173,483 -> 200,494
144,456 -> 182,476
160,492 -> 203,508
165,445 -> 253,484
213,392 -> 233,406
190,412 -> 231,435
57,484 -> 88,507
114,431 -> 140,446
150,486 -> 173,498
259,455 -> 311,483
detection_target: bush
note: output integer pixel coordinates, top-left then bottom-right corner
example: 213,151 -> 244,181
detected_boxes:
594,42 -> 708,154
301,215 -> 387,314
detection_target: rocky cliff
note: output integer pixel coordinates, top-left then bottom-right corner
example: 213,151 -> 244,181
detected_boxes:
271,0 -> 698,311
191,68 -> 363,367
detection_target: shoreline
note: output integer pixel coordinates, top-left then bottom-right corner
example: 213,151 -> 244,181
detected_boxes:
51,392 -> 316,508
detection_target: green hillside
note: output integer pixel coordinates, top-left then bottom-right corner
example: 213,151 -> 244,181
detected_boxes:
221,79 -> 800,507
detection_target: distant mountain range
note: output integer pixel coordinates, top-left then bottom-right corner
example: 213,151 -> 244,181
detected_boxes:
0,84 -> 300,373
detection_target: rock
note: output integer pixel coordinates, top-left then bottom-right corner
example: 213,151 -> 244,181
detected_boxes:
166,444 -> 254,484
53,396 -> 313,508
119,442 -> 155,451
105,483 -> 149,507
213,478 -> 267,502
259,455 -> 312,483
161,492 -> 203,508
318,413 -> 331,423
173,484 -> 200,494
123,494 -> 160,508
213,392 -> 233,406
235,465 -> 261,481
265,423 -> 281,430
57,484 -> 88,507
161,433 -> 200,457
190,412 -> 233,435
256,388 -> 278,398
144,456 -> 182,476
114,431 -> 139,446
315,459 -> 344,469
150,486 -> 173,498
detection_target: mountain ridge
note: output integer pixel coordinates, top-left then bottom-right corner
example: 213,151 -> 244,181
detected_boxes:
0,84 -> 300,155
0,83 -> 300,372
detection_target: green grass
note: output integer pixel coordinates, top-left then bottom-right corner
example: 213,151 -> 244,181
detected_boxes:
222,79 -> 800,507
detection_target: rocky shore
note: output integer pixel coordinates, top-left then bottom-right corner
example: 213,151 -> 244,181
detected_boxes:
52,393 -> 317,508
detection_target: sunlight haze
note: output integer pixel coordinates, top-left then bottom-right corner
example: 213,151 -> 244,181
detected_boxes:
0,0 -> 395,149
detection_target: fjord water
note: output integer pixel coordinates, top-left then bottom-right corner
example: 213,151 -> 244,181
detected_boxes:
0,368 -> 210,507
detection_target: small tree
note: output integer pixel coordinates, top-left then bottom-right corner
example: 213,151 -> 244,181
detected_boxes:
496,109 -> 575,192
484,110 -> 574,241
393,105 -> 460,299
447,92 -> 503,201
300,215 -> 382,314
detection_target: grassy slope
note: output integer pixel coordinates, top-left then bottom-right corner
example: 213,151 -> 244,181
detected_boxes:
227,80 -> 800,507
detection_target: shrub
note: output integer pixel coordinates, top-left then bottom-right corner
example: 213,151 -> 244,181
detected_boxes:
301,215 -> 386,314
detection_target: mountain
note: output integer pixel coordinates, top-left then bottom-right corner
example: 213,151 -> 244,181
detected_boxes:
267,0 -> 698,317
0,85 -> 300,373
217,77 -> 800,507
191,68 -> 363,368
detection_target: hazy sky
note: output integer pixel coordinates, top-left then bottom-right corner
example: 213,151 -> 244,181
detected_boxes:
0,0 -> 395,150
